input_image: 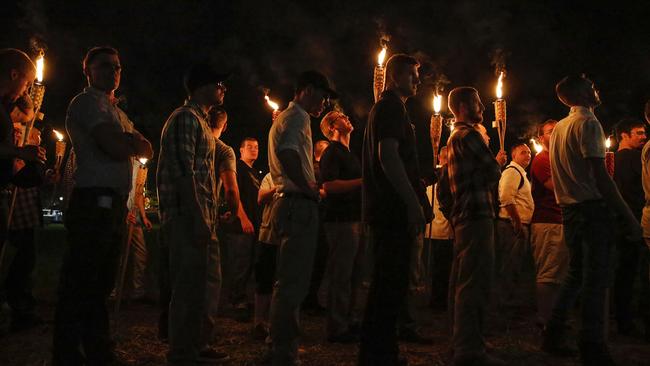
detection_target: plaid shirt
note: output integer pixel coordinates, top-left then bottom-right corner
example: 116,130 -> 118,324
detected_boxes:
156,100 -> 217,229
447,122 -> 502,225
2,187 -> 42,230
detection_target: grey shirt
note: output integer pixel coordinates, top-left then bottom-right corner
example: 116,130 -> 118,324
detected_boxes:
214,137 -> 236,198
267,101 -> 316,193
65,87 -> 142,195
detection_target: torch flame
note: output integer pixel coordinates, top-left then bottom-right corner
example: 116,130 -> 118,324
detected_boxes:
530,138 -> 543,154
265,95 -> 279,111
605,136 -> 612,149
377,47 -> 387,67
53,130 -> 64,141
433,94 -> 442,114
35,54 -> 44,83
138,158 -> 148,165
496,71 -> 504,99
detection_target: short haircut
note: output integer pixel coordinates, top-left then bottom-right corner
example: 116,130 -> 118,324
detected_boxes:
555,74 -> 592,106
83,46 -> 118,73
510,142 -> 528,156
614,118 -> 645,141
644,100 -> 650,124
320,111 -> 340,140
537,119 -> 558,137
385,54 -> 419,82
448,87 -> 478,116
0,48 -> 36,77
207,107 -> 227,130
240,137 -> 258,148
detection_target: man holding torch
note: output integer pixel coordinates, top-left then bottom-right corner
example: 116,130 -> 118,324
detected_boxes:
542,75 -> 641,365
53,46 -> 153,366
446,87 -> 506,366
359,54 -> 431,366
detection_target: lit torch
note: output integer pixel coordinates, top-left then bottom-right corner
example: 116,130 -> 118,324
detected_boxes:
373,47 -> 387,102
136,158 -> 149,190
265,95 -> 280,121
24,51 -> 46,147
493,71 -> 507,152
530,138 -> 543,154
53,130 -> 66,172
605,136 -> 615,176
430,93 -> 444,167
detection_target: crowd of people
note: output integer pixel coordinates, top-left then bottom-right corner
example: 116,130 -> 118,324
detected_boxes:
0,45 -> 649,366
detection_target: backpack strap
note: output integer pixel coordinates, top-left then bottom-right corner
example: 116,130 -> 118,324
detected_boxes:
504,165 -> 524,190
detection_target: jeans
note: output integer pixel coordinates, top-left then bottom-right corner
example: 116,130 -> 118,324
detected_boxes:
129,225 -> 147,297
449,218 -> 494,359
223,232 -> 256,306
269,196 -> 319,365
359,224 -> 411,365
548,200 -> 614,344
324,221 -> 363,337
52,188 -> 127,366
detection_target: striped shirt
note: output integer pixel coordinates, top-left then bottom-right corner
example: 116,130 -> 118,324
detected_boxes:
156,100 -> 217,229
447,121 -> 502,225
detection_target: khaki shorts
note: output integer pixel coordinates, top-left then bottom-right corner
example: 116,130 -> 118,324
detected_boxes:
530,223 -> 568,284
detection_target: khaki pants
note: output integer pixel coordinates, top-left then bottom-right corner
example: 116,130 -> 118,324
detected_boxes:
449,218 -> 494,359
269,196 -> 318,365
530,223 -> 568,285
164,214 -> 221,365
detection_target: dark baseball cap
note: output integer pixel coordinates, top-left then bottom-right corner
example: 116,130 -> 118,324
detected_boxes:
296,70 -> 338,99
184,62 -> 231,95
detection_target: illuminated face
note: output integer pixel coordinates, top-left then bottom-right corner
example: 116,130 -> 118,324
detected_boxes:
7,68 -> 35,103
539,122 -> 556,148
332,113 -> 353,135
305,86 -> 329,118
466,92 -> 485,124
240,140 -> 259,162
513,144 -> 532,168
625,126 -> 647,150
395,65 -> 420,98
87,53 -> 121,92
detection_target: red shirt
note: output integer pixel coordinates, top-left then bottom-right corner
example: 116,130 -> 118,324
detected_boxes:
531,150 -> 562,224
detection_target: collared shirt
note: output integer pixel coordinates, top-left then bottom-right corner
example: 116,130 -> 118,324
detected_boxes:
267,101 -> 316,193
447,121 -> 502,225
65,86 -> 140,195
156,100 -> 217,228
550,106 -> 606,206
362,89 -> 427,226
498,161 -> 534,224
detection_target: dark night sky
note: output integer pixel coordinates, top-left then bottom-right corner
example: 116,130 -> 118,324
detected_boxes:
2,0 -> 650,177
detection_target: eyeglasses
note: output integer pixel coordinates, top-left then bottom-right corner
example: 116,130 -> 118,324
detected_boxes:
216,82 -> 226,90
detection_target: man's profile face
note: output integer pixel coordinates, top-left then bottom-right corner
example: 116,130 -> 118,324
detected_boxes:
333,113 -> 353,135
624,126 -> 647,150
539,122 -> 556,148
305,86 -> 328,118
394,65 -> 420,98
513,144 -> 532,168
464,92 -> 485,124
7,68 -> 35,103
87,53 -> 121,92
240,140 -> 259,161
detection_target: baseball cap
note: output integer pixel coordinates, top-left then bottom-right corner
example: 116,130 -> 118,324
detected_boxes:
296,70 -> 338,99
184,62 -> 231,95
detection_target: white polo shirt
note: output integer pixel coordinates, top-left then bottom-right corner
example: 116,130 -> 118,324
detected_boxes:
498,161 -> 534,224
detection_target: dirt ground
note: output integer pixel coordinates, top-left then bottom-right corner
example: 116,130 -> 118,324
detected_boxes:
0,226 -> 649,365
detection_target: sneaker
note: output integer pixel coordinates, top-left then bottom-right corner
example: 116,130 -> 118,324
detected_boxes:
578,342 -> 616,366
252,323 -> 269,341
397,328 -> 433,345
327,330 -> 359,344
198,348 -> 229,364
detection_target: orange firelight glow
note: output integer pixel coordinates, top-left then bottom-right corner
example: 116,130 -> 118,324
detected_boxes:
433,94 -> 442,114
377,47 -> 387,67
265,95 -> 279,111
496,71 -> 504,99
53,130 -> 64,141
35,54 -> 44,83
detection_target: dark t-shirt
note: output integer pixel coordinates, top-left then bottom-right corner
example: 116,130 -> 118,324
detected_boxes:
530,150 -> 562,224
233,159 -> 262,231
321,141 -> 361,222
614,148 -> 643,219
362,90 -> 429,226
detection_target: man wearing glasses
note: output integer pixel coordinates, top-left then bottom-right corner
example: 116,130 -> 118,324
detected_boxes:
265,70 -> 337,365
53,46 -> 153,365
157,63 -> 230,365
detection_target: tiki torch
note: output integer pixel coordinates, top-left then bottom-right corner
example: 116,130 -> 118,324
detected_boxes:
605,136 -> 615,176
265,95 -> 280,121
373,47 -> 387,102
430,94 -> 444,167
530,138 -> 543,155
114,157 -> 148,330
53,130 -> 66,172
493,71 -> 506,152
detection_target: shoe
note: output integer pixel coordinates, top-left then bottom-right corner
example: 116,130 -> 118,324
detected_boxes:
252,323 -> 269,341
453,353 -> 506,366
327,330 -> 359,344
578,342 -> 616,366
398,328 -> 433,345
540,324 -> 577,357
198,348 -> 230,364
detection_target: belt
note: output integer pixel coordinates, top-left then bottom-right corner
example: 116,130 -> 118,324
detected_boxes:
279,191 -> 319,203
